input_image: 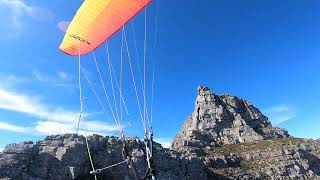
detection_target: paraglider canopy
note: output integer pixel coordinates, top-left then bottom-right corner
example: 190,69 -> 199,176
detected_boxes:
59,0 -> 152,56
59,0 -> 157,179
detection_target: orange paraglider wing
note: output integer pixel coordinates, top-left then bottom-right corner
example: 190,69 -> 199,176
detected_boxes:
59,0 -> 152,56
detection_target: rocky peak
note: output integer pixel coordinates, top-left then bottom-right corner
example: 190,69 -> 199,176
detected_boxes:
171,86 -> 289,152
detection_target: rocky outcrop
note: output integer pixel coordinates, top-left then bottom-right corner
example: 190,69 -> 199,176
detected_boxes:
0,134 -> 207,180
170,86 -> 319,179
171,86 -> 289,153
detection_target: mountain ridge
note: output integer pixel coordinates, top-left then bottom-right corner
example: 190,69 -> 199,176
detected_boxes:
0,86 -> 319,180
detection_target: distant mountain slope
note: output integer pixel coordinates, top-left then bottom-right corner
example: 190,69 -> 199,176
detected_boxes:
206,137 -> 320,179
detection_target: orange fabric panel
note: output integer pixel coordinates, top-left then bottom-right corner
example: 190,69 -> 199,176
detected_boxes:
60,0 -> 152,56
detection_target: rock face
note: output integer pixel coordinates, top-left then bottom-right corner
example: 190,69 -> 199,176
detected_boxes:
171,86 -> 289,152
0,134 -> 207,180
1,86 -> 319,180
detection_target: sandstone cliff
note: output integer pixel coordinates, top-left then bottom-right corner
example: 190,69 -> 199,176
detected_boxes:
171,86 -> 320,179
171,86 -> 289,153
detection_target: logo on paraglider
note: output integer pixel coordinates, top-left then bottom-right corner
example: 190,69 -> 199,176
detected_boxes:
69,34 -> 91,45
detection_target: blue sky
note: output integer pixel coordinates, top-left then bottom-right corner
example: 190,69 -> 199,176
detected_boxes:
0,0 -> 320,151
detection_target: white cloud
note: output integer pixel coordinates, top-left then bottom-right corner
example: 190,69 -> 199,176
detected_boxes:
0,87 -> 118,136
265,105 -> 291,113
32,69 -> 51,82
58,71 -> 68,80
0,87 -> 78,122
0,87 -> 45,116
155,138 -> 172,148
0,0 -> 54,27
0,121 -> 33,134
57,21 -> 70,33
0,74 -> 29,88
83,120 -> 119,132
263,104 -> 296,125
57,71 -> 73,82
32,69 -> 75,88
26,6 -> 54,22
36,121 -> 73,135
35,120 -> 119,136
0,120 -> 118,136
0,147 -> 3,152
